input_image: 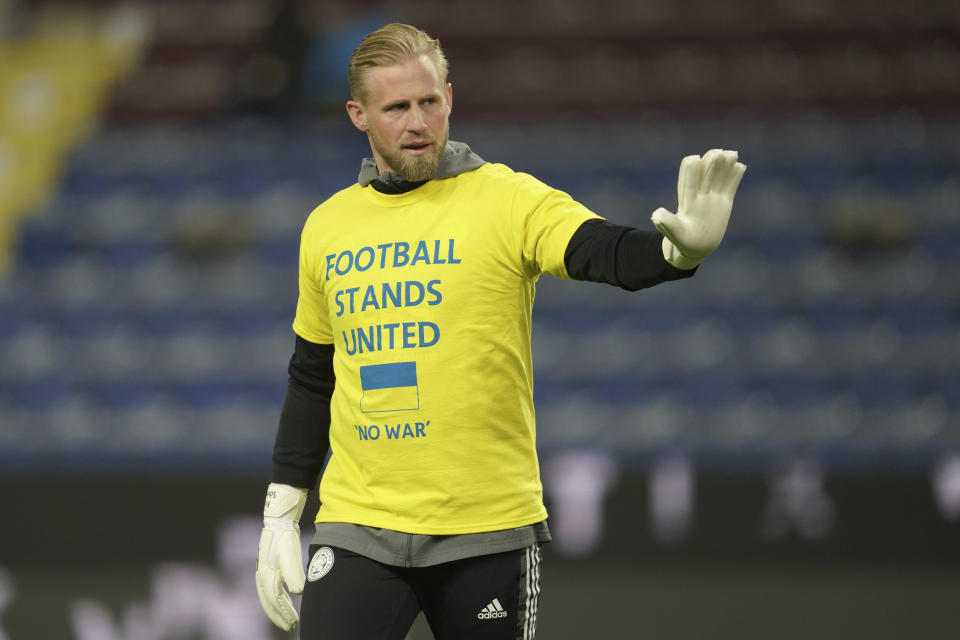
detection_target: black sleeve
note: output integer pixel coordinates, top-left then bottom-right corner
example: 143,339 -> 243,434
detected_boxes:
564,218 -> 697,291
269,335 -> 336,489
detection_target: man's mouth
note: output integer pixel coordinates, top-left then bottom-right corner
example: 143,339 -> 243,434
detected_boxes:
402,141 -> 432,153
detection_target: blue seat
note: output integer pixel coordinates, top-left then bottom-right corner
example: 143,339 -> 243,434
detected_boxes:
918,230 -> 960,261
850,372 -> 917,409
165,381 -> 242,409
677,374 -> 741,408
83,380 -> 155,410
128,310 -> 196,337
750,374 -> 826,408
782,162 -> 857,192
533,378 -> 586,407
886,305 -> 952,336
0,305 -> 31,338
584,374 -> 664,407
97,240 -> 165,268
805,304 -> 868,334
743,231 -> 822,262
930,373 -> 960,408
7,379 -> 72,410
53,309 -> 113,338
254,237 -> 299,267
16,224 -> 76,267
716,304 -> 780,336
211,309 -> 286,337
58,169 -> 127,198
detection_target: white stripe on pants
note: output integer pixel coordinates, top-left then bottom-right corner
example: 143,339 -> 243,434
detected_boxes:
520,544 -> 542,640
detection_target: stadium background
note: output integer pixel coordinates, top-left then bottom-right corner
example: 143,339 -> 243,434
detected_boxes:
1,0 -> 959,638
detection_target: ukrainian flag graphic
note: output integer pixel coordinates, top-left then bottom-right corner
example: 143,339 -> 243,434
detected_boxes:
359,361 -> 419,413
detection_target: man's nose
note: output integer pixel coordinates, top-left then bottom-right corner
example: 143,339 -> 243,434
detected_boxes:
406,106 -> 427,131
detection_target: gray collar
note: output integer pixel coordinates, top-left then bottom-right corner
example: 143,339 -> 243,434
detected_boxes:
357,140 -> 486,187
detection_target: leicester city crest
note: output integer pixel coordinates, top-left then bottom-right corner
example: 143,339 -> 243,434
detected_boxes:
307,546 -> 335,581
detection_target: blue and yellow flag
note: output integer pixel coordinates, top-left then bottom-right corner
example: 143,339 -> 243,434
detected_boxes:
359,361 -> 419,413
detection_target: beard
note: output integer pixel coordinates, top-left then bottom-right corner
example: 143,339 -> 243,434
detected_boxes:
370,127 -> 448,182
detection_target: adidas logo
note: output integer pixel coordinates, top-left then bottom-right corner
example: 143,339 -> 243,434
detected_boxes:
477,598 -> 508,620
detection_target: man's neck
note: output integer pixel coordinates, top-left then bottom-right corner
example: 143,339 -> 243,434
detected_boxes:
370,172 -> 428,194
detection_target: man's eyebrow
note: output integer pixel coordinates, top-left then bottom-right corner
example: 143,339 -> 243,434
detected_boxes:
382,99 -> 410,111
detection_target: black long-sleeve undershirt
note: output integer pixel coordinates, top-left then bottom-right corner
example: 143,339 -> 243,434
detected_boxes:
564,218 -> 695,290
270,218 -> 696,487
270,336 -> 335,488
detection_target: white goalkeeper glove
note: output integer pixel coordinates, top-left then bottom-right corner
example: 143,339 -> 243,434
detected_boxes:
651,148 -> 747,270
255,482 -> 308,631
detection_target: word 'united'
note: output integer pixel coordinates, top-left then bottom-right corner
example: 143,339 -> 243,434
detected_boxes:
342,321 -> 439,355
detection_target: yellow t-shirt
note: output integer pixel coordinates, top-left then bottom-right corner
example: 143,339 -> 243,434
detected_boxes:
293,162 -> 601,534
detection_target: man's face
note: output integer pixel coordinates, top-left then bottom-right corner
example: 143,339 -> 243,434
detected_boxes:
347,55 -> 452,182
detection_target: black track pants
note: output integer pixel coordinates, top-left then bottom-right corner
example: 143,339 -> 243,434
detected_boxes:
299,544 -> 542,640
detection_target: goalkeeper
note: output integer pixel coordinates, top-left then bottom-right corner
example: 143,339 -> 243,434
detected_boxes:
256,22 -> 745,640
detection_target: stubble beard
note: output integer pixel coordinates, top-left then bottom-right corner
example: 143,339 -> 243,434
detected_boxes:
373,129 -> 448,182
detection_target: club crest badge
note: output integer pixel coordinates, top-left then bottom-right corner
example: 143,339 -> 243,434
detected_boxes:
307,546 -> 335,581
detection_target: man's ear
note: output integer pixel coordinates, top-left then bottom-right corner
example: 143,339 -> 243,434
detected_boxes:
445,82 -> 453,114
346,100 -> 367,132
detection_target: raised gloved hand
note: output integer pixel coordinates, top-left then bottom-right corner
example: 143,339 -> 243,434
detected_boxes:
651,148 -> 746,270
255,483 -> 308,630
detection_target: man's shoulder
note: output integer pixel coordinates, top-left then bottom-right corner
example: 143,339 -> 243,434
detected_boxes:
303,183 -> 363,226
466,162 -> 558,202
318,182 -> 365,209
469,161 -> 515,178
458,162 -> 542,188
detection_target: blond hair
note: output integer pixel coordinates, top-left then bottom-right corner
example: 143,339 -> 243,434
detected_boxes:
348,23 -> 449,104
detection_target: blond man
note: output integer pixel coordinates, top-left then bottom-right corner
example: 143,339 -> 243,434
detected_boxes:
255,23 -> 745,640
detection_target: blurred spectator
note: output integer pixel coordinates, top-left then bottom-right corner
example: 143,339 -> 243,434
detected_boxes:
300,3 -> 394,112
544,451 -> 619,556
230,0 -> 314,115
0,0 -> 22,39
229,1 -> 396,116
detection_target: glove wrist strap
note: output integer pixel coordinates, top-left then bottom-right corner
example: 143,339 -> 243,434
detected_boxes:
661,236 -> 703,270
264,483 -> 308,521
